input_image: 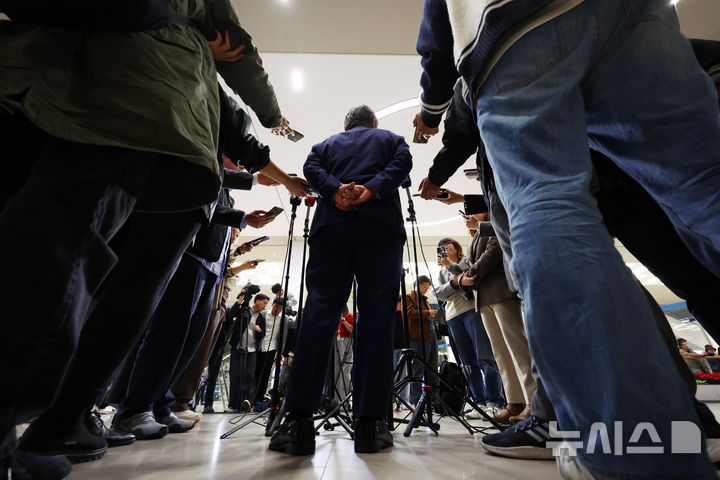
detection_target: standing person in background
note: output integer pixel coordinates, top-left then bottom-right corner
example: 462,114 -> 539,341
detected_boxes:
227,294 -> 268,412
253,297 -> 286,408
405,276 -> 439,406
435,238 -> 504,416
460,214 -> 535,423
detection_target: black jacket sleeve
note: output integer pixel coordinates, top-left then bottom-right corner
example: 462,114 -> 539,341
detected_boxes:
217,86 -> 272,173
222,169 -> 254,190
427,81 -> 481,187
211,204 -> 245,228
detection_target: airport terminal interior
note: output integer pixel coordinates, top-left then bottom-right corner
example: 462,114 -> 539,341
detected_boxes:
3,0 -> 720,479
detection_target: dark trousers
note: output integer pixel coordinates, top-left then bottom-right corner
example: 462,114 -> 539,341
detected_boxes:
285,219 -> 404,419
0,135 -> 201,455
228,348 -> 256,409
172,305 -> 228,410
203,316 -> 231,406
44,210 -> 203,424
253,350 -> 276,405
116,255 -> 217,420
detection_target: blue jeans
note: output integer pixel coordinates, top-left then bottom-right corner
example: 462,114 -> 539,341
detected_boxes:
446,309 -> 504,406
475,0 -> 719,477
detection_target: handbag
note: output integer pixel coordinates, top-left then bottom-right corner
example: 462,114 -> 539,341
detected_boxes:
433,302 -> 449,337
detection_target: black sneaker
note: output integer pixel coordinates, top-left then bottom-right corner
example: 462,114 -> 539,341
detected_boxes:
354,418 -> 393,454
268,415 -> 316,455
480,416 -> 554,460
19,414 -> 108,464
202,405 -> 215,414
86,409 -> 135,448
8,448 -> 72,480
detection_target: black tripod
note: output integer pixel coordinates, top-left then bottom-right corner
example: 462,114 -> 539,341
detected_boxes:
390,188 -> 503,436
221,195 -> 304,439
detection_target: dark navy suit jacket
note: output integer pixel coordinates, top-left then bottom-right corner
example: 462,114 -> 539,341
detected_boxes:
303,126 -> 412,238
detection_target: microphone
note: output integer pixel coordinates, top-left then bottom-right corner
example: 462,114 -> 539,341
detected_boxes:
401,176 -> 412,189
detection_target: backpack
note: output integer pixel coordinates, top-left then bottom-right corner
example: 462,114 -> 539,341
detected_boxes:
433,361 -> 467,416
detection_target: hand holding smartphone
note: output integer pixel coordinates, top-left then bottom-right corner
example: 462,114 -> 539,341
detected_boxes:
266,206 -> 284,217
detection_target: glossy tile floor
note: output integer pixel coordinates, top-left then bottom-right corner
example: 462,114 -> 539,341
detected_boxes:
66,407 -> 564,480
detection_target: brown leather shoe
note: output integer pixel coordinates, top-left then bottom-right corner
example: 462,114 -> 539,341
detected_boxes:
509,404 -> 531,422
493,403 -> 525,423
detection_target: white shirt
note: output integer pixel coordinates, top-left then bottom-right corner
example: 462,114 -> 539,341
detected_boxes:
261,311 -> 282,352
240,311 -> 261,352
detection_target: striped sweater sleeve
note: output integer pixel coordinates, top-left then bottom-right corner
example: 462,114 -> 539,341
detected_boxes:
417,0 -> 459,128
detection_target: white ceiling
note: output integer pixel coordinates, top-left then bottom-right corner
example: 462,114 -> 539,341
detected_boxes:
226,0 -> 716,308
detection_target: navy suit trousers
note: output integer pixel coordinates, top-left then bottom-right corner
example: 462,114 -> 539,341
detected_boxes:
285,217 -> 404,419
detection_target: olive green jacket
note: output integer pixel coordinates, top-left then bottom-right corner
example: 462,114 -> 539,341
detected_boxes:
0,0 -> 282,212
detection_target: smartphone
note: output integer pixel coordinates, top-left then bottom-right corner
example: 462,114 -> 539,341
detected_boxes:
463,168 -> 480,180
251,259 -> 266,265
412,127 -> 428,144
286,130 -> 304,142
412,189 -> 448,198
247,235 -> 270,246
266,206 -> 284,216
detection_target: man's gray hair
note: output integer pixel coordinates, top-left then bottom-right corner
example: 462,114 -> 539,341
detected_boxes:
344,105 -> 377,131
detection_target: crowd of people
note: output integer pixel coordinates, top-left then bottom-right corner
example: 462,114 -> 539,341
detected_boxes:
2,0 -> 720,479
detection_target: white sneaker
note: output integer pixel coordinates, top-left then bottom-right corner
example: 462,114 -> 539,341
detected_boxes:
465,409 -> 486,420
556,442 -> 597,479
175,409 -> 203,423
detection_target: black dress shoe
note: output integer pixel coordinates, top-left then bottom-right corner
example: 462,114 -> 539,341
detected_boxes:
354,418 -> 393,454
86,410 -> 135,447
9,448 -> 72,480
20,414 -> 108,464
268,415 -> 316,455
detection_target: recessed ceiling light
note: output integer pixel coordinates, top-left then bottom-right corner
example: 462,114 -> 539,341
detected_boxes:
290,70 -> 304,92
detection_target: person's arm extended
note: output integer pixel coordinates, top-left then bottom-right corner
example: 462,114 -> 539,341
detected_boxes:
417,0 -> 459,129
427,83 -> 480,186
259,160 -> 309,197
208,1 -> 282,128
364,136 -> 413,198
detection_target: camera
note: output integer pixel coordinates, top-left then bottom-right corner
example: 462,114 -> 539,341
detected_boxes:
437,245 -> 447,257
241,283 -> 261,297
285,307 -> 298,317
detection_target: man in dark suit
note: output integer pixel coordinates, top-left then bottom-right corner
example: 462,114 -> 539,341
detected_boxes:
269,105 -> 412,455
